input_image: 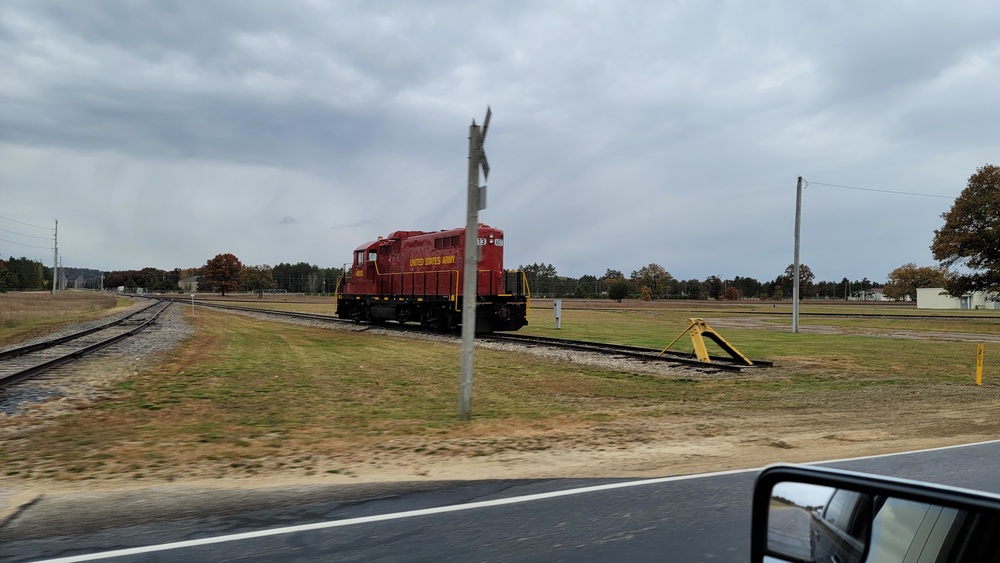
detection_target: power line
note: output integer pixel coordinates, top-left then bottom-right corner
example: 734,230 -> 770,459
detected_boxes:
0,227 -> 53,240
0,215 -> 54,230
0,237 -> 54,250
805,181 -> 954,199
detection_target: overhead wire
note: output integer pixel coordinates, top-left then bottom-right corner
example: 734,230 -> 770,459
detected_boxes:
0,215 -> 56,255
0,216 -> 57,263
0,227 -> 53,240
0,215 -> 54,230
0,237 -> 53,250
804,180 -> 955,199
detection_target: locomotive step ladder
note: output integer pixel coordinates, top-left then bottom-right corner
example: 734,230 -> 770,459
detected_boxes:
659,318 -> 754,366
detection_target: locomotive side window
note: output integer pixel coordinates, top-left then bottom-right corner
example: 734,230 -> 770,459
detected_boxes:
355,251 -> 364,266
433,236 -> 463,249
368,250 -> 377,262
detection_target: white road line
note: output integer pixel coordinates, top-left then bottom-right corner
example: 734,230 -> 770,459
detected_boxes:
37,438 -> 1000,562
805,437 -> 1000,467
35,467 -> 756,562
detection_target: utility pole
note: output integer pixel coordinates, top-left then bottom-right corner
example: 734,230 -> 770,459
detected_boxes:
792,177 -> 802,333
51,219 -> 58,295
459,106 -> 490,421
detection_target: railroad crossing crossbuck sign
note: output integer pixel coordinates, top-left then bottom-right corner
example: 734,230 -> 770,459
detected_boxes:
477,106 -> 490,180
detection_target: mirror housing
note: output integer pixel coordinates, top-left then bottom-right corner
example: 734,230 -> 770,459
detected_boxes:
752,465 -> 1000,562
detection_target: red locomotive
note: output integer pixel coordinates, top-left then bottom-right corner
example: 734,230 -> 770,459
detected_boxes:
335,225 -> 529,332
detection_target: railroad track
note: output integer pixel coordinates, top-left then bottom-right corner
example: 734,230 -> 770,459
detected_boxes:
531,303 -> 1000,322
164,298 -> 769,372
157,297 -> 351,326
483,333 -> 772,372
0,300 -> 171,389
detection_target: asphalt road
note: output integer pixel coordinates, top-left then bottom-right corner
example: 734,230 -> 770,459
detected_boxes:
6,440 -> 1000,563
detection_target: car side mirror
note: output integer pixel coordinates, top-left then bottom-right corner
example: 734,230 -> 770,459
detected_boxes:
751,465 -> 1000,562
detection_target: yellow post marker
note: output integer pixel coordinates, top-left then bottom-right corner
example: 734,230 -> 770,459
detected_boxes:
976,344 -> 984,386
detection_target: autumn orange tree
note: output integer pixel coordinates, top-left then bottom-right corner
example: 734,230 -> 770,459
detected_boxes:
883,263 -> 947,301
200,253 -> 243,295
239,265 -> 276,298
931,164 -> 1000,297
629,263 -> 673,299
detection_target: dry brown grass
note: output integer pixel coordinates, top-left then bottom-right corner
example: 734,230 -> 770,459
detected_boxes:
0,292 -> 127,347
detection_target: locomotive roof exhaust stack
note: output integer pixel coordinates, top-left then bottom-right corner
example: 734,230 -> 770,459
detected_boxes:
459,106 -> 491,421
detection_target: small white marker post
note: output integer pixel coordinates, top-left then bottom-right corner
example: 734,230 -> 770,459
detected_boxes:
554,299 -> 562,330
191,294 -> 196,316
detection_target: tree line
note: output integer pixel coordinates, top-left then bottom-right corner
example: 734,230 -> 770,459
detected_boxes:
0,254 -> 948,303
0,257 -> 52,291
99,259 -> 344,296
517,262 -> 897,302
196,254 -> 344,297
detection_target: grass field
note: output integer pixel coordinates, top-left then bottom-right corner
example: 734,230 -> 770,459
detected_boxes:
518,304 -> 1000,381
0,291 -> 129,347
4,295 -> 1000,484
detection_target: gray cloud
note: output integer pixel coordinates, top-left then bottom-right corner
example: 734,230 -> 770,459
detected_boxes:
2,0 -> 998,282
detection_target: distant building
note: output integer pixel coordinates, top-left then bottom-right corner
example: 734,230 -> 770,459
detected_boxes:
178,276 -> 200,292
848,288 -> 888,301
917,288 -> 999,310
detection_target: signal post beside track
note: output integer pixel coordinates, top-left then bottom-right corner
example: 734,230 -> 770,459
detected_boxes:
460,107 -> 491,421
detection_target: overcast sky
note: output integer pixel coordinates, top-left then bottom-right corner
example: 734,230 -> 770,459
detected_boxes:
2,1 -> 997,283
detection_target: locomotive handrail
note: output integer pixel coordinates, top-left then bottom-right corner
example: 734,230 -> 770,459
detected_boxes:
333,276 -> 344,302
370,260 -> 461,305
518,270 -> 532,316
364,260 -> 527,303
496,269 -> 530,298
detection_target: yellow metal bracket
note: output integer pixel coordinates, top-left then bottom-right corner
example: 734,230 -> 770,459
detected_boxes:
659,318 -> 753,365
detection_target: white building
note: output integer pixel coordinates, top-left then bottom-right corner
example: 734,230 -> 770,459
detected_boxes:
916,288 -> 1000,310
848,288 -> 889,302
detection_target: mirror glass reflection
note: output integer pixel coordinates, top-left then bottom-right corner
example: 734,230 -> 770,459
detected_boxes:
767,483 -> 870,563
765,482 -> 993,563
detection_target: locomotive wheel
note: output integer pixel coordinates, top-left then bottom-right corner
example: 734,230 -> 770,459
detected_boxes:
397,306 -> 412,325
444,312 -> 457,332
420,310 -> 439,331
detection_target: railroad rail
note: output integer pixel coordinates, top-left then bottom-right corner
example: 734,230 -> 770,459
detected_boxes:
484,333 -> 772,372
157,297 -> 351,326
0,300 -> 171,389
529,302 -> 1000,322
